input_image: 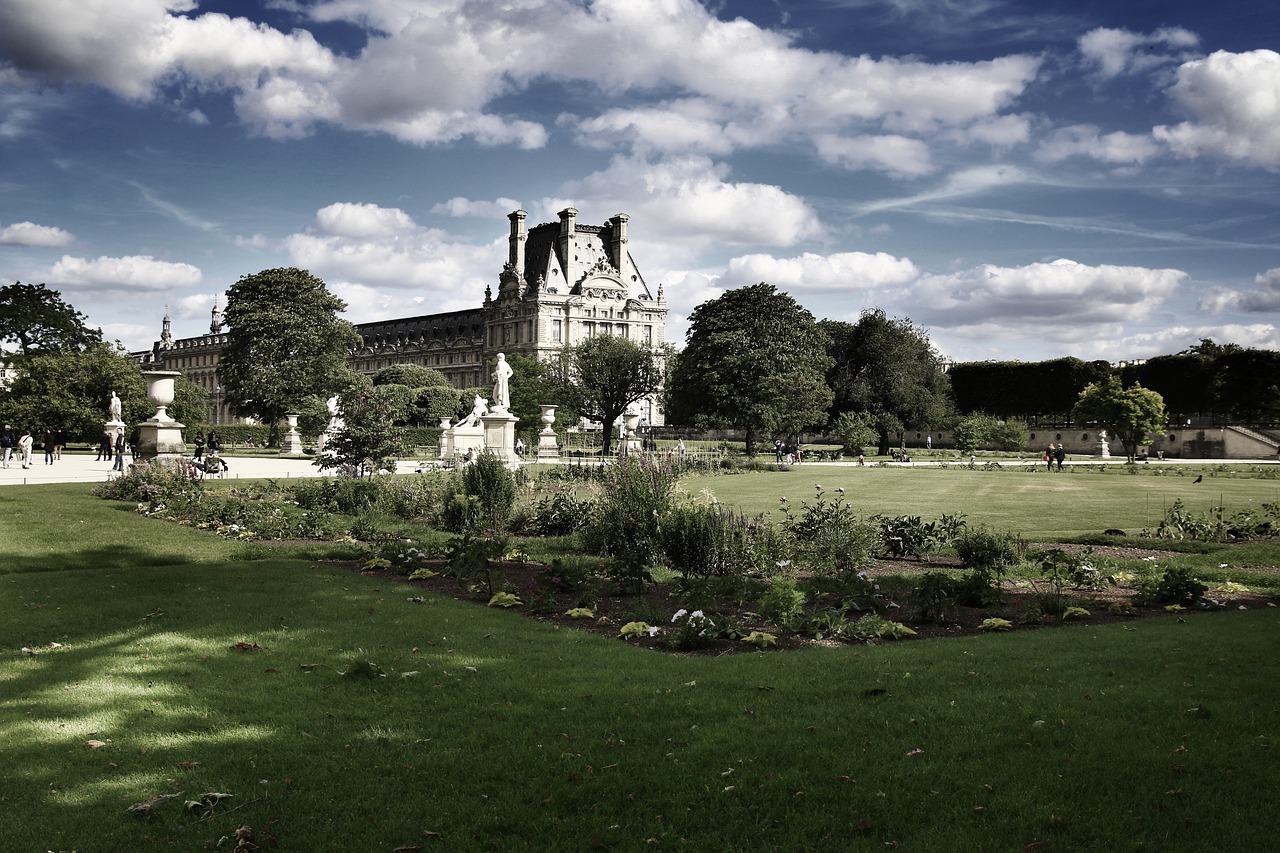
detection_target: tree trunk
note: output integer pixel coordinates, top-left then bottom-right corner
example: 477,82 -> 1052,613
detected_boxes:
745,424 -> 756,456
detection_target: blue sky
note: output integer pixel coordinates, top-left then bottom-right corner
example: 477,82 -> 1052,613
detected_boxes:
1,0 -> 1278,363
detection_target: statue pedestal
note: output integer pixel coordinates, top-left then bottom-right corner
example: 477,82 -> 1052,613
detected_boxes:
447,424 -> 485,462
619,412 -> 642,456
1094,431 -> 1111,459
481,411 -> 519,464
136,419 -> 186,463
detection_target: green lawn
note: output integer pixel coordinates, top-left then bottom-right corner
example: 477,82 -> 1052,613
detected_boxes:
3,476 -> 1279,851
686,465 -> 1280,539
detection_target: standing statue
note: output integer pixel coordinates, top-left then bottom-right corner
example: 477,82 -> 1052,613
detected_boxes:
108,391 -> 122,422
492,352 -> 513,411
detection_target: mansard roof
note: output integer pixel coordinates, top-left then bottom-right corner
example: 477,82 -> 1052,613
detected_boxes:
523,218 -> 653,301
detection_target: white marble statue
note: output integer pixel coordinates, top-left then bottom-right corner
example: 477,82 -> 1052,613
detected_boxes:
492,352 -> 513,411
108,391 -> 122,422
458,394 -> 488,428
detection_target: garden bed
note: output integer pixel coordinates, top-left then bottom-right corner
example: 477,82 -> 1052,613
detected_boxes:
346,549 -> 1275,653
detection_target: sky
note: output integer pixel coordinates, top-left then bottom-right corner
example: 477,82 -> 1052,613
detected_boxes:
1,0 -> 1278,364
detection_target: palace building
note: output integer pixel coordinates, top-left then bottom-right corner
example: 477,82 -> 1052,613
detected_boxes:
137,208 -> 668,425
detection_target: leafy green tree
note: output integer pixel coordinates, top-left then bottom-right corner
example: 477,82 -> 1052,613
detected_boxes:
1215,348 -> 1280,422
563,335 -> 664,456
824,310 -> 952,455
503,351 -> 578,437
372,363 -> 450,389
832,410 -> 878,455
1072,377 -> 1166,461
988,419 -> 1030,451
667,283 -> 832,455
219,268 -> 360,443
315,385 -> 407,478
952,413 -> 999,452
170,375 -> 209,428
949,357 -> 1111,421
0,342 -> 145,442
0,282 -> 102,357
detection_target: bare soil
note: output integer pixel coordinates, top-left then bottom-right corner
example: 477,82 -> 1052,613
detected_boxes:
345,542 -> 1277,653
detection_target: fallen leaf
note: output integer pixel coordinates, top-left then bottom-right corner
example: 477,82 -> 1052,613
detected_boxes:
87,739 -> 110,750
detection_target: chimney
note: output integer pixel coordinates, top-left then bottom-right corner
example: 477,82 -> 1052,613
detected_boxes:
558,207 -> 578,286
608,213 -> 630,284
508,209 -> 527,274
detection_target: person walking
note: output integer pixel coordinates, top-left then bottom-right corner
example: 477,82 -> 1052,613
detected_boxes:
193,431 -> 205,460
0,424 -> 13,468
18,429 -> 35,469
1054,443 -> 1066,471
43,429 -> 55,464
98,429 -> 114,462
111,428 -> 127,472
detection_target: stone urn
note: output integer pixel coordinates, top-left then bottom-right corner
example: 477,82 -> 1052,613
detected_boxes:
136,370 -> 185,461
537,405 -> 559,461
143,370 -> 181,422
281,413 -> 304,456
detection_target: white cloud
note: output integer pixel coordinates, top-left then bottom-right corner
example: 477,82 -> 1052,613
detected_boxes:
45,254 -> 203,291
1035,124 -> 1160,165
0,0 -> 1039,166
908,258 -> 1184,327
553,154 -> 823,260
314,201 -> 417,238
0,221 -> 75,247
431,197 -> 523,218
1198,268 -> 1280,314
1155,50 -> 1280,168
720,251 -> 919,292
814,134 -> 935,177
282,202 -> 496,296
1078,26 -> 1199,79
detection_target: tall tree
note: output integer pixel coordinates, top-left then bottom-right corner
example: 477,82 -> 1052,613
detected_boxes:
563,335 -> 663,456
219,268 -> 360,443
824,310 -> 952,455
0,342 -> 145,441
315,385 -> 407,478
667,283 -> 832,455
1072,376 -> 1166,461
0,282 -> 102,357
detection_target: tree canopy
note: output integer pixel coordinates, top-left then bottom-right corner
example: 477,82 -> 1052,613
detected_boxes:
219,268 -> 360,439
667,283 -> 831,455
823,310 -> 951,455
1072,377 -> 1166,461
0,282 -> 102,357
0,342 -> 145,441
562,335 -> 663,456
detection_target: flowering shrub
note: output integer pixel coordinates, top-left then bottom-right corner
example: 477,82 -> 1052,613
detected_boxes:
777,486 -> 879,576
660,502 -> 784,577
581,455 -> 681,561
94,460 -> 204,506
669,608 -> 716,650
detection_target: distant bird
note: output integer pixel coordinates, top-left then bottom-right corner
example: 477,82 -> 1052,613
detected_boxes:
1192,475 -> 1203,484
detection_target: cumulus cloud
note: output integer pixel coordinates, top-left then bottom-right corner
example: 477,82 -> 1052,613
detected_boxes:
430,197 -> 524,218
907,258 -> 1184,327
1198,268 -> 1280,314
0,0 -> 1039,168
720,251 -> 919,292
1035,124 -> 1160,165
314,202 -> 416,238
45,254 -> 202,291
0,221 -> 75,247
1154,50 -> 1280,168
814,134 -> 935,177
282,202 -> 495,297
552,154 -> 823,262
1078,26 -> 1199,79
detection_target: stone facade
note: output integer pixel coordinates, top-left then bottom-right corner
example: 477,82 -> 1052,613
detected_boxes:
137,209 -> 667,425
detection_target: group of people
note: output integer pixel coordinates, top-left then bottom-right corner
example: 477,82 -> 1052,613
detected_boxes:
2,425 -> 67,469
1045,443 -> 1066,470
192,431 -> 229,472
773,438 -> 803,464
